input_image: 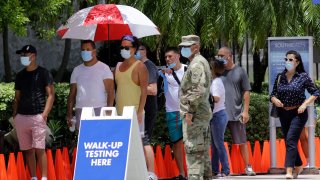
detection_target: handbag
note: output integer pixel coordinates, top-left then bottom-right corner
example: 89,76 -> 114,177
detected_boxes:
270,75 -> 281,118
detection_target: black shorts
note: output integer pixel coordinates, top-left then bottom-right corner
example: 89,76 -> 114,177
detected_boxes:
142,95 -> 157,146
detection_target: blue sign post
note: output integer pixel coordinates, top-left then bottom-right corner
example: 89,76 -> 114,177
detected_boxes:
73,107 -> 148,180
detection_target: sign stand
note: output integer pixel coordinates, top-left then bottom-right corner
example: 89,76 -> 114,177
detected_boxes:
73,106 -> 148,180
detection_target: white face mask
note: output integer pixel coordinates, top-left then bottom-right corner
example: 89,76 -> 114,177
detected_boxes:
181,47 -> 192,58
20,56 -> 31,66
121,49 -> 131,59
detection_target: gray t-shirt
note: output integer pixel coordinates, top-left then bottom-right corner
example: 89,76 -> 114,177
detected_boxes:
144,59 -> 158,83
221,65 -> 251,121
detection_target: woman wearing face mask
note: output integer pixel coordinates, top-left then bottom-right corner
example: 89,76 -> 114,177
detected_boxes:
270,50 -> 319,179
209,58 -> 230,178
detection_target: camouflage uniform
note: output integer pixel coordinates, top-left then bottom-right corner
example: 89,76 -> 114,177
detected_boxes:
180,53 -> 212,180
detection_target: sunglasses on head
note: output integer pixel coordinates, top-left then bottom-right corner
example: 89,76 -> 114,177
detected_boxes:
120,46 -> 133,50
284,58 -> 295,62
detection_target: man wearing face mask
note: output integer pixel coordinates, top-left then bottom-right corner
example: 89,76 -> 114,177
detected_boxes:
135,44 -> 158,178
66,40 -> 115,130
115,35 -> 154,179
179,35 -> 213,179
217,47 -> 256,176
13,45 -> 55,180
159,47 -> 187,180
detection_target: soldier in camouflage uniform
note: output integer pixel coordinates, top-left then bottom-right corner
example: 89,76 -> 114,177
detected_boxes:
179,35 -> 213,180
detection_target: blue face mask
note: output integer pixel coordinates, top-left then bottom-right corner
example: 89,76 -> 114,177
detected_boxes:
20,56 -> 31,66
167,63 -> 176,69
285,61 -> 295,71
121,49 -> 131,59
181,47 -> 192,58
81,51 -> 93,62
134,51 -> 141,60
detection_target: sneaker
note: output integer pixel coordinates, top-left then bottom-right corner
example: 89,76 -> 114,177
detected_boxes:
148,172 -> 158,180
293,166 -> 303,179
285,173 -> 293,179
215,173 -> 227,179
245,165 -> 256,176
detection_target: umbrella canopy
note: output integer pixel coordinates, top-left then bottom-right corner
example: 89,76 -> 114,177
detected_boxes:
57,4 -> 160,41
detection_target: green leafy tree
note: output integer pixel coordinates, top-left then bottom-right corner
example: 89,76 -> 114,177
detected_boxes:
0,0 -> 29,82
0,0 -> 71,82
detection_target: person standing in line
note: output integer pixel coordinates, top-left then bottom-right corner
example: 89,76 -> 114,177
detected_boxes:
136,43 -> 158,178
115,35 -> 157,179
217,47 -> 256,176
13,45 -> 55,180
270,50 -> 318,179
66,40 -> 114,130
179,35 -> 213,180
159,47 -> 187,180
209,58 -> 230,178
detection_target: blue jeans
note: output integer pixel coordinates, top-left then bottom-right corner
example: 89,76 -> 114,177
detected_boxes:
278,108 -> 308,168
210,109 -> 230,175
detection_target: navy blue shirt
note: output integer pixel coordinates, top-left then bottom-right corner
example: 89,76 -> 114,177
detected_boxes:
270,70 -> 319,107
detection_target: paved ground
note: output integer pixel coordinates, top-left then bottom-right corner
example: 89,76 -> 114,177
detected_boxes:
223,174 -> 320,179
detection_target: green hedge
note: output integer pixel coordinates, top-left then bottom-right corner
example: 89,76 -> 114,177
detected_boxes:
1,82 -> 319,150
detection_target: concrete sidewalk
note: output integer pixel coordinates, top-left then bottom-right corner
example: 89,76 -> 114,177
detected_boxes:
223,174 -> 320,179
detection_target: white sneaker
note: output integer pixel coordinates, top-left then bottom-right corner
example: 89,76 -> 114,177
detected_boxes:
245,165 -> 256,176
148,172 -> 158,180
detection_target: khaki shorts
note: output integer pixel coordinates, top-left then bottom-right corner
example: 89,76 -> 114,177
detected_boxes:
14,114 -> 46,150
227,121 -> 247,144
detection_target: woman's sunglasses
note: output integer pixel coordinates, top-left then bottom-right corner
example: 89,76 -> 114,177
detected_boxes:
120,46 -> 133,50
284,58 -> 295,62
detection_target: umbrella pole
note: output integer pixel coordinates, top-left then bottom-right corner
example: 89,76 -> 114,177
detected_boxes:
108,24 -> 110,62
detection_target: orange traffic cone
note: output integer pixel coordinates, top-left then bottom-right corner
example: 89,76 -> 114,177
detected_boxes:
62,147 -> 72,180
276,139 -> 282,168
0,154 -> 8,180
163,145 -> 174,178
315,137 -> 320,167
7,153 -> 18,180
154,154 -> 160,178
172,158 -> 179,177
71,147 -> 77,178
279,139 -> 286,168
155,145 -> 167,179
26,166 -> 31,179
297,140 -> 307,166
36,164 -> 42,179
224,142 -> 233,174
261,140 -> 270,173
55,149 -> 66,180
16,152 -> 27,180
230,144 -> 241,174
252,141 -> 262,173
247,141 -> 254,165
47,149 -> 56,180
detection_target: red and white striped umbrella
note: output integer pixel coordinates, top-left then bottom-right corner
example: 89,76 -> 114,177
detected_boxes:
57,4 -> 160,41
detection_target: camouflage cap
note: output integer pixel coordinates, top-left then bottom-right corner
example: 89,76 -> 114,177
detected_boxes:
179,35 -> 200,46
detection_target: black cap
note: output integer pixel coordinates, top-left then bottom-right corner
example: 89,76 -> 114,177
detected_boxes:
16,45 -> 37,54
